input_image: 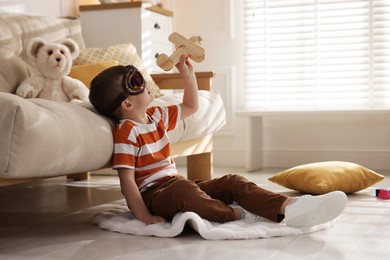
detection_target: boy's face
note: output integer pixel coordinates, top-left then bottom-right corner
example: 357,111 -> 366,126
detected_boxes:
109,66 -> 154,116
126,85 -> 155,111
138,85 -> 155,105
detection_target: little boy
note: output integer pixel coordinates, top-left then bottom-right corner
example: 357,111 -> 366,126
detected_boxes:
89,56 -> 347,227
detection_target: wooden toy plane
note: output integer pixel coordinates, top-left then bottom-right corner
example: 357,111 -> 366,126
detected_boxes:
156,32 -> 205,71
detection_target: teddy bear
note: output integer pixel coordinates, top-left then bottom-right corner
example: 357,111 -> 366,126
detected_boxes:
15,37 -> 89,103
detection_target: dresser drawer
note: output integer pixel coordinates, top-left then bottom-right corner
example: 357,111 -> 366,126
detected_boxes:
142,11 -> 172,44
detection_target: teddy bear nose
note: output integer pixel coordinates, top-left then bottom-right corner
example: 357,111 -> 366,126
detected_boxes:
56,58 -> 61,62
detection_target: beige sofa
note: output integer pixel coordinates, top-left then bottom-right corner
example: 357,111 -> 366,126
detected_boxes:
0,14 -> 225,185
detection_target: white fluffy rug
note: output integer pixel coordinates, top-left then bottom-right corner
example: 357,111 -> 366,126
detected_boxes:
92,206 -> 332,240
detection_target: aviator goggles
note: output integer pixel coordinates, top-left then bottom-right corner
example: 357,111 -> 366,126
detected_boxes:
103,65 -> 146,117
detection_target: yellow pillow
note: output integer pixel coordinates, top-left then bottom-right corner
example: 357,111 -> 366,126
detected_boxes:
73,43 -> 162,97
69,60 -> 119,88
268,161 -> 385,194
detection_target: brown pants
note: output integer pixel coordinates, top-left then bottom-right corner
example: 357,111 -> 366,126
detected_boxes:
141,174 -> 288,223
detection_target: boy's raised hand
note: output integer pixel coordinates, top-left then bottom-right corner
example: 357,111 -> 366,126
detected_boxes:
175,55 -> 194,77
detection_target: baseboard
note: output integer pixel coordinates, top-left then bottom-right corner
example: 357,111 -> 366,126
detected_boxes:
207,149 -> 390,171
264,150 -> 390,171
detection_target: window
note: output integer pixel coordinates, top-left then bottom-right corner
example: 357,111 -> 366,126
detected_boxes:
243,0 -> 390,111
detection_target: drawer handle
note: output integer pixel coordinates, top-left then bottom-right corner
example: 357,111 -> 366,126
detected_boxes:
154,23 -> 161,29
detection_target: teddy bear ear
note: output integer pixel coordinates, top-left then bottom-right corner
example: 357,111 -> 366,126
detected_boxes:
27,38 -> 46,60
60,38 -> 80,60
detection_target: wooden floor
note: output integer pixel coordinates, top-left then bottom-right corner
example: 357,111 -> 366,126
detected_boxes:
1,167 -> 389,260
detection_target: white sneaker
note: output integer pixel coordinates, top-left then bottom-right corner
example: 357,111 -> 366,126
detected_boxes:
285,191 -> 347,228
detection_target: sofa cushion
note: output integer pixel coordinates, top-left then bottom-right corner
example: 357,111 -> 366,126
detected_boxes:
0,13 -> 85,60
69,60 -> 120,88
0,93 -> 114,178
0,56 -> 31,93
151,90 -> 226,143
73,43 -> 162,97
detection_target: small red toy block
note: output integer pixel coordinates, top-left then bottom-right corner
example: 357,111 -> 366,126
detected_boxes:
376,189 -> 390,200
375,189 -> 389,196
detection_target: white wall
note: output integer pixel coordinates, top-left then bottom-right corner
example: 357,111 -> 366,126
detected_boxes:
263,114 -> 390,170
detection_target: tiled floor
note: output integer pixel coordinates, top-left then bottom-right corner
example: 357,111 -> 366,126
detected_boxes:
0,167 -> 389,260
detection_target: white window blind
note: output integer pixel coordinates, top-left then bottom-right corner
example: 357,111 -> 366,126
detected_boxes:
243,0 -> 390,111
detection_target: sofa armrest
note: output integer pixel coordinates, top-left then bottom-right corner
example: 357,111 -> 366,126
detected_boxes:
151,71 -> 214,91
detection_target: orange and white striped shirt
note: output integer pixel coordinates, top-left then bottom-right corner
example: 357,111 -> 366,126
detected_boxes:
112,105 -> 181,190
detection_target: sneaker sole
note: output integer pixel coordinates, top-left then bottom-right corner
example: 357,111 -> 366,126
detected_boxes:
286,191 -> 348,228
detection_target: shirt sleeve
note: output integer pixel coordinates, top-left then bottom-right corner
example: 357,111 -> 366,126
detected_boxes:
161,104 -> 181,131
112,122 -> 139,169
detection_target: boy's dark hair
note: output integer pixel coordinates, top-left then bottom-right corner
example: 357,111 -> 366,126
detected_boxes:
89,65 -> 127,118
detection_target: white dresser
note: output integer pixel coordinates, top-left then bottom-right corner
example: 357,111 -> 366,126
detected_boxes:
79,2 -> 173,72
